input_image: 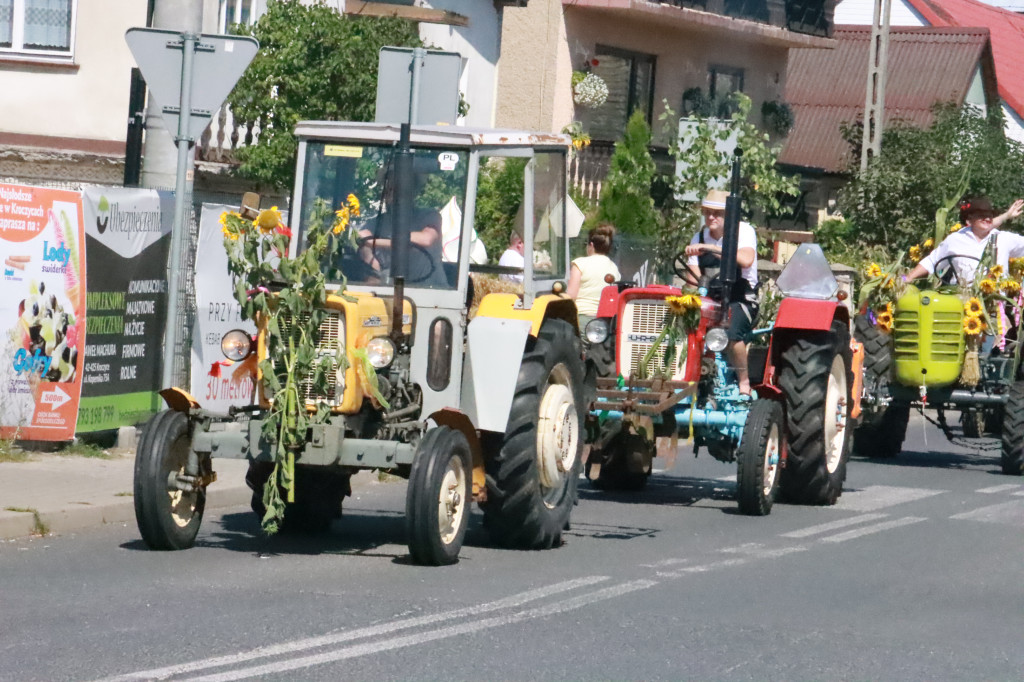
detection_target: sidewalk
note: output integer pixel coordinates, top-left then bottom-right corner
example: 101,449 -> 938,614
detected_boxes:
0,449 -> 251,541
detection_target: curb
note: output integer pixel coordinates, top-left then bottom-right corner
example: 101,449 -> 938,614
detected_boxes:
1,469 -> 381,542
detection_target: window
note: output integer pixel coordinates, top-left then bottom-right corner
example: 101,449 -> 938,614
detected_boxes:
0,0 -> 75,59
709,65 -> 744,100
580,47 -> 656,142
219,0 -> 258,32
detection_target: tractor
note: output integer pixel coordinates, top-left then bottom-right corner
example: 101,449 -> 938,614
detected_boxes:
133,122 -> 590,565
584,155 -> 860,514
854,256 -> 1024,474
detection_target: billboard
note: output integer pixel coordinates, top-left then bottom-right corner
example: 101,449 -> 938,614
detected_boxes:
0,184 -> 86,441
78,187 -> 171,432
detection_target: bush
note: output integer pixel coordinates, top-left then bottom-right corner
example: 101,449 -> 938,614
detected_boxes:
596,111 -> 660,236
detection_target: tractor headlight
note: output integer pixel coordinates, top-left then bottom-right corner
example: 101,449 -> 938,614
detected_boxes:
221,329 -> 253,361
366,336 -> 396,370
585,318 -> 610,344
705,327 -> 729,353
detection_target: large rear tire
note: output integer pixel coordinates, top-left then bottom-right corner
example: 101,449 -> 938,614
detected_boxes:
851,314 -> 903,457
777,321 -> 852,505
134,410 -> 206,550
736,399 -> 783,516
1000,380 -> 1024,475
854,403 -> 910,459
483,319 -> 585,549
406,426 -> 472,566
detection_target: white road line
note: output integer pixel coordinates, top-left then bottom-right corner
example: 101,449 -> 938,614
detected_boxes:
819,516 -> 926,543
1014,491 -> 1024,497
951,499 -> 1024,524
182,580 -> 659,682
657,557 -> 749,577
779,513 -> 888,538
718,543 -> 808,559
640,557 -> 689,568
835,485 -> 945,512
976,484 -> 1021,494
97,576 -> 609,682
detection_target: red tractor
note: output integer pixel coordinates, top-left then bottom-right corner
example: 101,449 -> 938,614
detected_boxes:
585,162 -> 862,514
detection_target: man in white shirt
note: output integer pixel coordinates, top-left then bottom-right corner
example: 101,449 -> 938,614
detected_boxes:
683,189 -> 760,395
498,231 -> 525,282
908,196 -> 1024,283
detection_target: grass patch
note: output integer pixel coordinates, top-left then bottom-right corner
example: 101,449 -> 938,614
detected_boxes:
377,470 -> 401,483
62,442 -> 113,459
3,506 -> 49,536
114,491 -> 133,497
0,441 -> 29,463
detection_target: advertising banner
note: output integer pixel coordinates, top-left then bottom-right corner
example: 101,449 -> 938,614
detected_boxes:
78,187 -> 171,432
0,184 -> 86,441
190,203 -> 257,414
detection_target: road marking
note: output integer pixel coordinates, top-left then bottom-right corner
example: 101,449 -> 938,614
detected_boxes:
182,580 -> 659,682
640,557 -> 689,568
657,557 -> 750,577
976,484 -> 1021,494
716,475 -> 737,483
97,576 -> 609,682
835,485 -> 945,512
950,499 -> 1024,524
819,516 -> 926,543
1014,491 -> 1024,497
779,513 -> 888,538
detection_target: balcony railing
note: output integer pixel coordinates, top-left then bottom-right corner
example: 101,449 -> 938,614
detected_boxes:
650,0 -> 831,38
196,102 -> 259,164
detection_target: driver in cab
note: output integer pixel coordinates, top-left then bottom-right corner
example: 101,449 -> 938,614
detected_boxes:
907,196 -> 1024,283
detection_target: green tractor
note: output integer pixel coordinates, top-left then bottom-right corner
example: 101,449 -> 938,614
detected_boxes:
855,255 -> 1024,474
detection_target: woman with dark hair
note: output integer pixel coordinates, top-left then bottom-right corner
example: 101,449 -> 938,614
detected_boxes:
907,195 -> 1024,284
567,224 -> 620,328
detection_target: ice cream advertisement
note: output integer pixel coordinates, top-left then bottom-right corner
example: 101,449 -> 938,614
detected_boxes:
0,184 -> 86,440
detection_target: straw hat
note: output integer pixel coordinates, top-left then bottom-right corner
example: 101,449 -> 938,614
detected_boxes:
701,189 -> 728,210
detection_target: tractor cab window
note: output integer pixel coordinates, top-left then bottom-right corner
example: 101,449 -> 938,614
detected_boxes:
531,151 -> 567,281
297,141 -> 469,290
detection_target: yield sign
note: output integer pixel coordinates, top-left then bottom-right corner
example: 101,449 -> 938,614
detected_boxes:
125,27 -> 259,141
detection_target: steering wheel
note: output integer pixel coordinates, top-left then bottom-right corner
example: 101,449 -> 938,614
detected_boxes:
673,251 -> 692,282
930,253 -> 981,286
360,236 -> 438,284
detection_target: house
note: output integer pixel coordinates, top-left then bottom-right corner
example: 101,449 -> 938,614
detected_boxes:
835,0 -> 1024,143
492,0 -> 837,195
776,25 -> 999,227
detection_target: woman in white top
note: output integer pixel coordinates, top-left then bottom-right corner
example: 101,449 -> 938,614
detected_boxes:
567,224 -> 621,326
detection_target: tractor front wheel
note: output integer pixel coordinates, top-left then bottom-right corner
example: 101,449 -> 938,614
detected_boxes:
736,399 -> 783,515
406,426 -> 472,565
483,319 -> 585,549
1000,380 -> 1024,475
134,410 -> 207,550
777,321 -> 852,505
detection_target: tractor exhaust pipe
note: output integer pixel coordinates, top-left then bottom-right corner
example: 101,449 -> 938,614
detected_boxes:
717,148 -> 743,305
390,123 -> 413,343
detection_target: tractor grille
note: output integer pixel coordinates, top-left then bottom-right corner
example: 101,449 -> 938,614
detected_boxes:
272,311 -> 345,406
618,299 -> 684,379
894,309 -> 962,362
893,309 -> 918,361
930,311 -> 963,362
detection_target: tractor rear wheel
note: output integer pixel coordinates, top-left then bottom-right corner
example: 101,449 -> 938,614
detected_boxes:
1000,380 -> 1024,475
736,399 -> 783,515
406,426 -> 472,565
134,410 -> 207,550
851,313 -> 905,457
777,321 -> 852,505
483,319 -> 585,549
961,408 -> 985,439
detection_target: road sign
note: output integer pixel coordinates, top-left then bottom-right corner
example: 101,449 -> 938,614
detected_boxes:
376,46 -> 462,126
125,27 -> 259,141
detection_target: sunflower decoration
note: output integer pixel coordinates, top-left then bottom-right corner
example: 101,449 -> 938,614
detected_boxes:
1009,257 -> 1024,280
979,278 -> 998,295
876,310 -> 894,334
219,211 -> 246,241
964,297 -> 984,317
963,315 -> 985,336
253,206 -> 282,234
640,292 -> 703,378
987,265 -> 1004,280
332,193 -> 361,236
665,295 -> 688,315
865,262 -> 883,279
908,245 -> 922,263
923,238 -> 934,250
1001,279 -> 1021,297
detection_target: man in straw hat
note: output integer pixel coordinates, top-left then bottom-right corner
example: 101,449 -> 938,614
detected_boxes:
683,189 -> 760,395
907,195 -> 1024,284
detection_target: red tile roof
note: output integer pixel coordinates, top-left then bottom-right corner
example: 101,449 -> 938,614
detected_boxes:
780,26 -> 994,172
904,0 -> 1024,118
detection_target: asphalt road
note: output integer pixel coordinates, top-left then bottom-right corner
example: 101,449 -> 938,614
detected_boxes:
2,412 -> 1022,682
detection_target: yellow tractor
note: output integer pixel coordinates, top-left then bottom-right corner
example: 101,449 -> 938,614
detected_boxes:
133,122 -> 589,565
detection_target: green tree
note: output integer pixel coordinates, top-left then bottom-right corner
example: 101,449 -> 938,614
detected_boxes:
596,110 -> 660,236
838,103 -> 1024,253
658,92 -> 799,265
473,158 -> 528,261
227,0 -> 420,190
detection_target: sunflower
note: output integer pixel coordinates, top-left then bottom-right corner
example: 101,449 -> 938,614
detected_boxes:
876,302 -> 893,315
908,245 -> 922,263
346,193 -> 361,217
988,265 -> 1004,279
979,278 -> 998,295
883,275 -> 896,289
333,206 -> 351,235
219,211 -> 243,241
680,294 -> 702,310
876,311 -> 893,333
963,315 -> 985,336
865,263 -> 883,278
1002,279 -> 1021,296
950,222 -> 962,233
665,295 -> 687,314
923,238 -> 934,250
964,298 -> 984,317
253,206 -> 281,234
1010,257 -> 1024,279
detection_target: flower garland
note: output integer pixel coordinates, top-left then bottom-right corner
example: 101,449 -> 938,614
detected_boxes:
638,293 -> 702,379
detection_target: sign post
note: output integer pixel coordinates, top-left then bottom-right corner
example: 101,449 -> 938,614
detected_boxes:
125,28 -> 258,389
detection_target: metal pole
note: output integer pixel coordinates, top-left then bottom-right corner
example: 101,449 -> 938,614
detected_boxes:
861,0 -> 892,172
409,47 -> 425,125
161,31 -> 198,390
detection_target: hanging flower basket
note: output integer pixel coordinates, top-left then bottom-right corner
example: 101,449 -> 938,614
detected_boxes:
573,72 -> 608,109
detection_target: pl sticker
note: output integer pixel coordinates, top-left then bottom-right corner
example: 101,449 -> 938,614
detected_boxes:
437,152 -> 459,171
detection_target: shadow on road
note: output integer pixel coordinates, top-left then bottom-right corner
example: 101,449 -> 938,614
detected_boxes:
578,474 -> 736,510
853,441 -> 1002,473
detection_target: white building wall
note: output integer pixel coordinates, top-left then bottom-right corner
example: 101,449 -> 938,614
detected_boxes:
0,0 -> 146,144
834,0 -> 927,25
420,1 -> 502,128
